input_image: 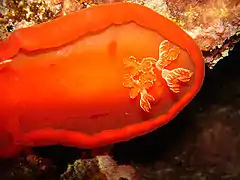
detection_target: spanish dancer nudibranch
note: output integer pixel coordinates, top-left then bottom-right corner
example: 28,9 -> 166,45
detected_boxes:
0,2 -> 205,158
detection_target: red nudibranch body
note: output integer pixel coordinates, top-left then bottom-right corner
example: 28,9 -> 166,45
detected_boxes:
0,2 -> 204,158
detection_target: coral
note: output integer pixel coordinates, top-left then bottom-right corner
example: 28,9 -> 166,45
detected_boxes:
61,155 -> 137,180
0,0 -> 95,40
61,158 -> 107,180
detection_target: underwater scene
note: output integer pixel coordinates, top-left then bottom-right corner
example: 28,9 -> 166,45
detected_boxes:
0,0 -> 239,179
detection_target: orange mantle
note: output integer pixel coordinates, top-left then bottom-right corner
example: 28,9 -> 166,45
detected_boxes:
0,2 -> 204,158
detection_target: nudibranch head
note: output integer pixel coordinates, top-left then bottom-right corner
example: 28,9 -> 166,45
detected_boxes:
0,2 -> 204,158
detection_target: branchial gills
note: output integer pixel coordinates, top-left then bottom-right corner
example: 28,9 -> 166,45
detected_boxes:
123,40 -> 193,112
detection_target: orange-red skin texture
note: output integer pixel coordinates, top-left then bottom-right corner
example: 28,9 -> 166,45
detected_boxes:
0,2 -> 205,158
